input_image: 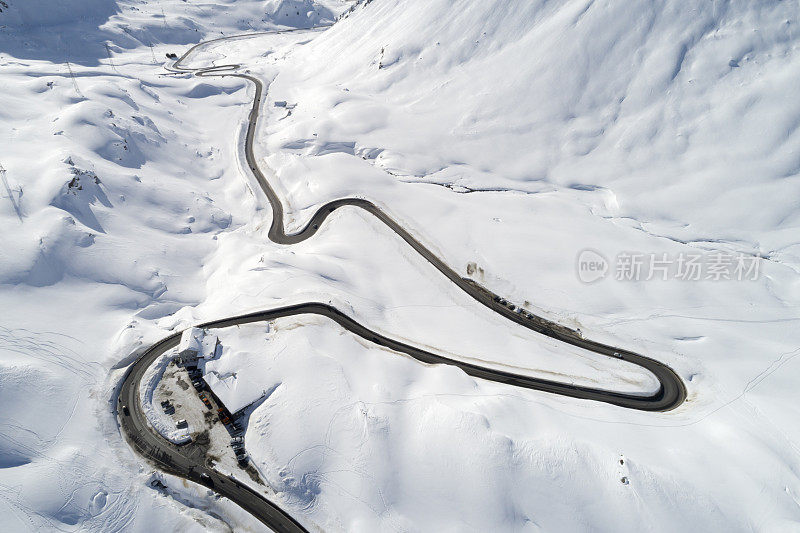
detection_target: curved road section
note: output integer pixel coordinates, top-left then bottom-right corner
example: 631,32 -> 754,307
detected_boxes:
117,29 -> 687,533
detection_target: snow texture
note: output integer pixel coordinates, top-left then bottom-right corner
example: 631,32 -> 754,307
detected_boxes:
1,0 -> 799,531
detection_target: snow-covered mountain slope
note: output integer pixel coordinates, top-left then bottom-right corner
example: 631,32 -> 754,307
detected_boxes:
0,0 -> 119,27
0,1 -> 350,531
206,0 -> 798,530
266,0 -> 800,257
1,0 -> 799,531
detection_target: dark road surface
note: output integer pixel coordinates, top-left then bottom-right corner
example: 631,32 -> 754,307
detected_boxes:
117,29 -> 686,533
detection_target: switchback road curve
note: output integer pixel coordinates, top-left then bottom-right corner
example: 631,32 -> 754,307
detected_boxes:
118,29 -> 687,533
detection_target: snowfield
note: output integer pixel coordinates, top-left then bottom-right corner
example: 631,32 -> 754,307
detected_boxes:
1,0 -> 800,531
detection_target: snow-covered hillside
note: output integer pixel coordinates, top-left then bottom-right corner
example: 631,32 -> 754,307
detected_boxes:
0,1 -> 350,531
266,0 -> 800,258
234,0 -> 800,529
1,0 -> 799,531
0,0 -> 118,27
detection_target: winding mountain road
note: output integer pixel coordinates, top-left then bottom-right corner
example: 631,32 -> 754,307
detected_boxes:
117,28 -> 686,533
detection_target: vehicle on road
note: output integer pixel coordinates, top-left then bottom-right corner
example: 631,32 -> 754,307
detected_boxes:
198,473 -> 214,488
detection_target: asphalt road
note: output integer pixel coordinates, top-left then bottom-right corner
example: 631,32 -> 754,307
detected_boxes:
117,29 -> 687,533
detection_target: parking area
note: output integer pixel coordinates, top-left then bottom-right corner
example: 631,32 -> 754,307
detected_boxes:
151,357 -> 261,482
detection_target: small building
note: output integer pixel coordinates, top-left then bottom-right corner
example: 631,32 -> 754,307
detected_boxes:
176,327 -> 219,366
177,327 -> 203,365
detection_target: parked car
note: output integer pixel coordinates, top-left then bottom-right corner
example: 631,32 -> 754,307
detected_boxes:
199,394 -> 212,409
230,436 -> 244,445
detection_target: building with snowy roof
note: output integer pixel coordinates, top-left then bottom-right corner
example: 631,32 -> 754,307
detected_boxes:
176,327 -> 219,365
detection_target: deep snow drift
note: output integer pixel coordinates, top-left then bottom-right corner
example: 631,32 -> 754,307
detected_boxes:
1,0 -> 799,531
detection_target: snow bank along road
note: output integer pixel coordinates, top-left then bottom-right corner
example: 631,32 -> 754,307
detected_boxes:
117,30 -> 687,531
